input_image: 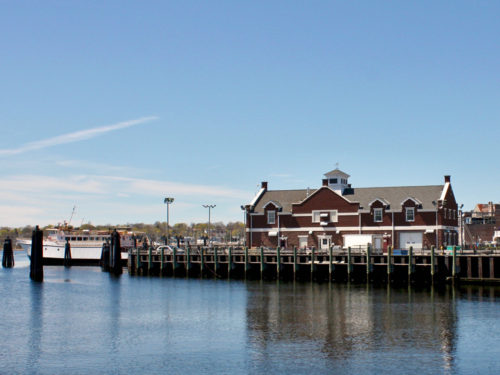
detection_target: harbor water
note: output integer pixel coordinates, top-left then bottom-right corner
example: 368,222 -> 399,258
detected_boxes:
1,253 -> 500,374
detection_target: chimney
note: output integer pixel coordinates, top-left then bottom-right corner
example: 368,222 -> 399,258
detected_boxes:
444,175 -> 451,183
261,181 -> 268,190
322,179 -> 328,187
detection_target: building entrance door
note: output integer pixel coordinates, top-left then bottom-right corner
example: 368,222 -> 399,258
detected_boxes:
319,236 -> 331,250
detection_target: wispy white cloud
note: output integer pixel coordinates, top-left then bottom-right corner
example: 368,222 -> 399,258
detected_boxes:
0,173 -> 253,226
104,176 -> 251,200
0,116 -> 158,156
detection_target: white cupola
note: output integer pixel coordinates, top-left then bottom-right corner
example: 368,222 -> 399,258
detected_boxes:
324,168 -> 350,195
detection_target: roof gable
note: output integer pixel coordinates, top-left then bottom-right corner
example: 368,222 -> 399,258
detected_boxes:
292,186 -> 359,213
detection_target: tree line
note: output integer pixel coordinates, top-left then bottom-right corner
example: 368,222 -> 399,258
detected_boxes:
1,221 -> 245,245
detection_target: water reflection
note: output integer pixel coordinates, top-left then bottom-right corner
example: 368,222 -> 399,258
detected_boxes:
108,275 -> 122,355
28,282 -> 44,374
246,282 -> 458,374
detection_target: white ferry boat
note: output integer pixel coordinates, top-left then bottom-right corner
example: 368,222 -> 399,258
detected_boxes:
18,227 -> 139,265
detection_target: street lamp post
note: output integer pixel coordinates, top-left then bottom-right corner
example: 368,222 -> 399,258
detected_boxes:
164,197 -> 174,245
203,204 -> 216,247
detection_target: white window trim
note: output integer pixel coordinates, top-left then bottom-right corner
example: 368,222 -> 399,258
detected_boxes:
267,211 -> 276,224
406,207 -> 415,222
373,208 -> 383,223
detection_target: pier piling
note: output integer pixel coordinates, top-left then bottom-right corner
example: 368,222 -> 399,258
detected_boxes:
63,239 -> 72,268
110,229 -> 122,276
2,237 -> 14,268
366,245 -> 372,282
387,246 -> 393,283
347,247 -> 352,281
100,243 -> 110,271
430,246 -> 435,283
29,226 -> 43,282
293,246 -> 298,281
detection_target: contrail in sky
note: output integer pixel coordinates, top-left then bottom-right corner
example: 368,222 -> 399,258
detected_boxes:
0,116 -> 159,156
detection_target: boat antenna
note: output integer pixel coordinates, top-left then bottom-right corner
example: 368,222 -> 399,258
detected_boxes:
68,206 -> 76,226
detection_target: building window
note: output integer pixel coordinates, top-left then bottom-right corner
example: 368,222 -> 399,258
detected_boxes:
374,208 -> 383,222
312,210 -> 338,223
406,207 -> 415,222
267,211 -> 276,224
299,236 -> 308,249
329,178 -> 338,184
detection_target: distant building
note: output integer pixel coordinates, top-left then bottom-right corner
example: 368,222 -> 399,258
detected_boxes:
471,202 -> 500,224
463,201 -> 500,245
244,169 -> 459,251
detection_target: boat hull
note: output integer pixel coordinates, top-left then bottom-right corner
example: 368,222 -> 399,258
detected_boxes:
19,240 -> 129,266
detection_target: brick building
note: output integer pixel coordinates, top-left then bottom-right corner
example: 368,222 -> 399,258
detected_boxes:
244,169 -> 459,251
463,201 -> 500,245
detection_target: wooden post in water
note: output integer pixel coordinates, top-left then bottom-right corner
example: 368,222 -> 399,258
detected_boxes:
100,242 -> 110,272
347,247 -> 352,281
110,229 -> 122,276
136,247 -> 141,274
30,226 -> 43,282
227,247 -> 232,278
276,246 -> 281,280
127,250 -> 133,275
2,237 -> 14,268
452,245 -> 457,279
260,247 -> 264,279
186,246 -> 191,275
160,246 -> 165,276
148,246 -> 152,275
63,239 -> 71,268
366,244 -> 372,282
430,245 -> 435,282
293,246 -> 298,281
214,247 -> 218,276
200,247 -> 205,276
386,246 -> 393,283
244,247 -> 249,279
310,247 -> 315,281
172,247 -> 178,276
329,245 -> 334,281
408,246 -> 414,283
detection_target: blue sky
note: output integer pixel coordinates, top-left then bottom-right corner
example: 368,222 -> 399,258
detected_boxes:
0,1 -> 498,227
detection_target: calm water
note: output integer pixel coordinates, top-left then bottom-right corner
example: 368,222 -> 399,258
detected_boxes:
1,253 -> 500,374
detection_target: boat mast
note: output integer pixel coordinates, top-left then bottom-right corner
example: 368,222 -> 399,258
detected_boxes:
68,206 -> 76,227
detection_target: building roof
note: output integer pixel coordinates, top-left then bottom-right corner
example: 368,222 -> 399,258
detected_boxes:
251,185 -> 445,214
253,189 -> 316,214
324,169 -> 350,178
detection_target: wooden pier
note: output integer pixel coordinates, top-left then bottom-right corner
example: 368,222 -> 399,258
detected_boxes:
127,246 -> 500,284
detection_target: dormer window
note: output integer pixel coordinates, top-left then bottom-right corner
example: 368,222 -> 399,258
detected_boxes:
267,211 -> 276,224
406,207 -> 415,222
374,208 -> 383,222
